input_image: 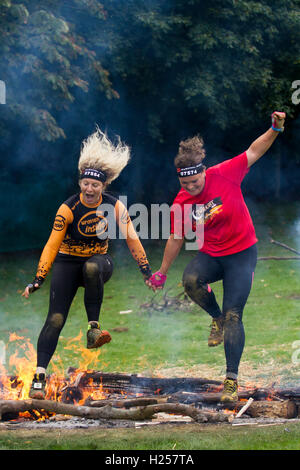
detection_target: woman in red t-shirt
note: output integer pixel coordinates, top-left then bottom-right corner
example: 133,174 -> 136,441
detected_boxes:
147,112 -> 286,404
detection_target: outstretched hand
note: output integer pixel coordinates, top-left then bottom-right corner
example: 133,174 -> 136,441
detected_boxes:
21,283 -> 39,298
146,271 -> 167,291
21,278 -> 43,298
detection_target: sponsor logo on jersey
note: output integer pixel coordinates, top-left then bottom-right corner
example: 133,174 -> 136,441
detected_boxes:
53,215 -> 66,231
78,211 -> 108,237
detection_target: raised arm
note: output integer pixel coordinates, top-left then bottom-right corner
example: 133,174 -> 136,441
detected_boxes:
246,112 -> 286,168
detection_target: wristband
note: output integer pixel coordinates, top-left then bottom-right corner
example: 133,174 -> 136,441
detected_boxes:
27,277 -> 44,293
271,126 -> 284,132
149,271 -> 167,288
271,112 -> 285,132
139,263 -> 152,280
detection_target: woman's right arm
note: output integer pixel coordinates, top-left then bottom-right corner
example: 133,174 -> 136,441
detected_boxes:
146,234 -> 184,291
159,234 -> 184,275
22,204 -> 73,298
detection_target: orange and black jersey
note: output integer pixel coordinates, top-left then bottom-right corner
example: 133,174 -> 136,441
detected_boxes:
58,192 -> 116,257
36,192 -> 150,280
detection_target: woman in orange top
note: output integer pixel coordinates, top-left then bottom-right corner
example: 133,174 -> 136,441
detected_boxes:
22,128 -> 152,399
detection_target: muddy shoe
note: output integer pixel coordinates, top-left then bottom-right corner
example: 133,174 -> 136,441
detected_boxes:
220,378 -> 238,405
208,316 -> 224,347
87,321 -> 112,349
29,373 -> 47,399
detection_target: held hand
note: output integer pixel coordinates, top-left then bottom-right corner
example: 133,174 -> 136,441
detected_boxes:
271,111 -> 286,132
147,271 -> 167,291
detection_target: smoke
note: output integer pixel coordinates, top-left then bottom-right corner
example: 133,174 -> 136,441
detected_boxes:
1,1 -> 300,252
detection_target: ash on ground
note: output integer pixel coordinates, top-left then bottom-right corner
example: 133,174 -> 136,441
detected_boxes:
2,417 -> 137,429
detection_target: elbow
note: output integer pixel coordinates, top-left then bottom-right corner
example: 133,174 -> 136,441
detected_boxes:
246,148 -> 260,168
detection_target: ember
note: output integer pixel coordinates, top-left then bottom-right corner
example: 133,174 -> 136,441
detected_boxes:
1,333 -> 300,427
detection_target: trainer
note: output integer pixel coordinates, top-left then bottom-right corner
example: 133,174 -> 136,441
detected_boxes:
147,112 -> 286,404
22,127 -> 152,399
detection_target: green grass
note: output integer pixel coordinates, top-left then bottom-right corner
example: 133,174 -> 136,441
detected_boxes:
0,422 -> 300,450
0,201 -> 300,449
1,206 -> 299,381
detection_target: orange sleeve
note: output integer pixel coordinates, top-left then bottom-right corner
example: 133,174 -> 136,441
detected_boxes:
114,199 -> 149,268
35,204 -> 73,279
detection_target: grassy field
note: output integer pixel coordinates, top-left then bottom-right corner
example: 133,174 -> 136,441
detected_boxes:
0,422 -> 300,450
0,200 -> 299,449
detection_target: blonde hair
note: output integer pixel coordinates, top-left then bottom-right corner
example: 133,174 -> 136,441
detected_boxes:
78,127 -> 130,186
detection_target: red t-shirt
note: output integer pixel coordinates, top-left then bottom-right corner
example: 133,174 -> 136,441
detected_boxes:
170,152 -> 258,256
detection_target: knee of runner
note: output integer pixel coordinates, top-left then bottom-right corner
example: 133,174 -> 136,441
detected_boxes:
83,261 -> 100,279
224,309 -> 241,325
183,272 -> 207,295
48,313 -> 65,330
182,272 -> 198,293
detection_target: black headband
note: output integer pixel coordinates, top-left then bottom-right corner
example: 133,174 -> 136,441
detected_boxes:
176,162 -> 204,178
80,168 -> 107,183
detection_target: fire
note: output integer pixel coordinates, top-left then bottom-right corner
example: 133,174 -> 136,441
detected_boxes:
8,333 -> 36,399
0,331 -> 110,415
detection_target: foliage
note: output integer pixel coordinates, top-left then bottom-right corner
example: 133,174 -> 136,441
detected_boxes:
0,0 -> 117,142
99,0 -> 300,142
1,1 -> 300,252
1,0 -> 299,145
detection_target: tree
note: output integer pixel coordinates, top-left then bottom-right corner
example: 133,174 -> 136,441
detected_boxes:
99,0 -> 300,144
0,0 -> 118,143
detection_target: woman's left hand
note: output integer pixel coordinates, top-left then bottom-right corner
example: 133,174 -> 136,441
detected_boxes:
271,111 -> 286,131
146,271 -> 167,291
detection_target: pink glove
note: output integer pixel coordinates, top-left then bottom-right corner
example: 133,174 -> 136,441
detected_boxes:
149,271 -> 167,288
271,111 -> 286,132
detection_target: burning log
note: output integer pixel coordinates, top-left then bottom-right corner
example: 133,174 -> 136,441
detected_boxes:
0,399 -> 229,424
66,368 -> 222,395
167,388 -> 267,405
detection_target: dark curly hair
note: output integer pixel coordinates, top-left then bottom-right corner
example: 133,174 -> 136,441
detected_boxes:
174,135 -> 206,169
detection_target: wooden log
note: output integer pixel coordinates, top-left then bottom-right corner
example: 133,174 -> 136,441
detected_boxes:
274,387 -> 300,400
66,369 -> 223,395
168,389 -> 261,404
67,369 -> 300,401
85,396 -> 170,409
0,399 -> 229,423
234,400 -> 297,419
258,257 -> 300,260
270,239 -> 300,256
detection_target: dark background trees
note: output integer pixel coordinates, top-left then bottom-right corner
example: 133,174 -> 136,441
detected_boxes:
0,0 -> 300,251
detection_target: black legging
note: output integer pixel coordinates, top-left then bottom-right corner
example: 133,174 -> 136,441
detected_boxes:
182,244 -> 257,378
37,253 -> 114,369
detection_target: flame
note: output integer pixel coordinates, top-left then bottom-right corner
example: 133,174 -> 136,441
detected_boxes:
0,331 -> 111,416
8,334 -> 36,400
